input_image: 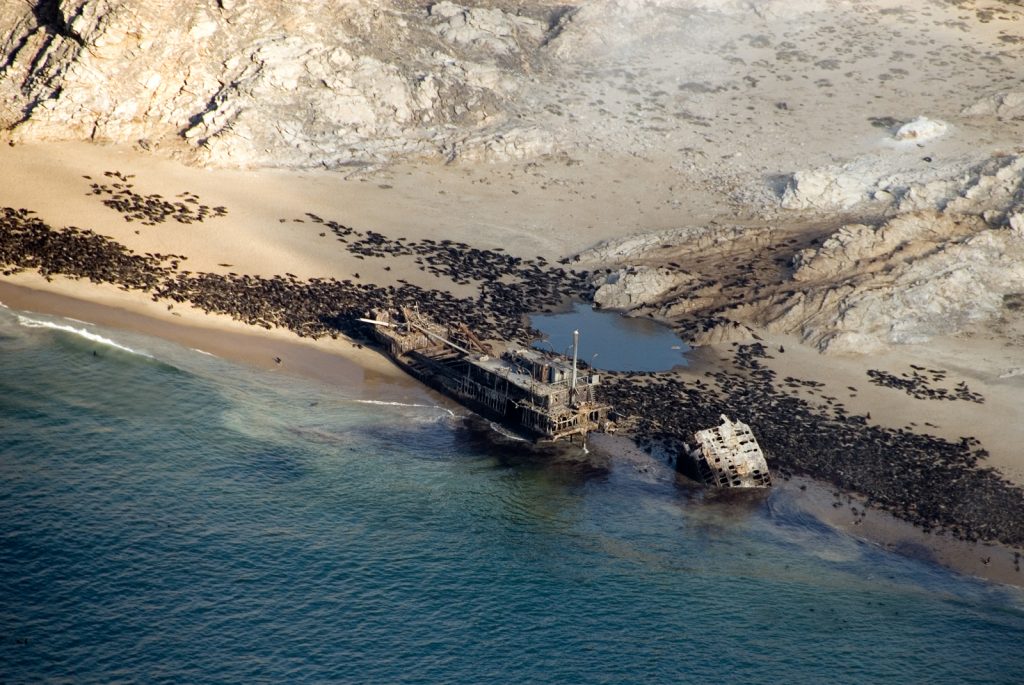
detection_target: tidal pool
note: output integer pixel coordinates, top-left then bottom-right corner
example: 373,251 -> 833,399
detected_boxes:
530,302 -> 690,372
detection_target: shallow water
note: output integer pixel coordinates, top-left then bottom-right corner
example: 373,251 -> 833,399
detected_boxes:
531,302 -> 689,372
2,305 -> 1023,684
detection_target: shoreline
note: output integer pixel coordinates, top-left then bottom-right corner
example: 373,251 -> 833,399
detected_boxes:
2,140 -> 1022,590
4,275 -> 1022,590
0,278 -> 428,405
591,434 -> 1024,588
780,475 -> 1024,589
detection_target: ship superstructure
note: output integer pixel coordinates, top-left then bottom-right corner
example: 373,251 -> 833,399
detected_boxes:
361,308 -> 612,444
361,308 -> 771,488
686,415 -> 772,487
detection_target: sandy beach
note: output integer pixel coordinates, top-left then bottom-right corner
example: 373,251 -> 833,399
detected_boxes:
2,140 -> 1022,587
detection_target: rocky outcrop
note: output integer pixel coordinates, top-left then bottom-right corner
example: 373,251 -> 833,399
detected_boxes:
429,1 -> 544,56
895,155 -> 1024,218
0,0 -> 559,168
781,152 -> 1024,218
788,213 -> 977,283
962,91 -> 1024,120
576,192 -> 1024,354
592,266 -> 693,311
780,165 -> 877,211
768,212 -> 1024,353
4,0 -> 1022,187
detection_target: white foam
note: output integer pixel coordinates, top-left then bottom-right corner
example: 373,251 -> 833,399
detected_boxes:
488,421 -> 529,442
15,314 -> 153,358
347,399 -> 456,416
191,347 -> 217,357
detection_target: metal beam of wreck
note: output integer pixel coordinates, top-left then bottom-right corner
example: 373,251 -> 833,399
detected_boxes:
406,320 -> 474,356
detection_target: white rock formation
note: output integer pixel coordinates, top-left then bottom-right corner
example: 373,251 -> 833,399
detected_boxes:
781,152 -> 1024,219
773,212 -> 1024,352
895,155 -> 1024,219
430,2 -> 544,55
0,0 -> 556,168
962,91 -> 1024,120
780,166 -> 876,211
893,116 -> 948,143
577,196 -> 1024,355
593,266 -> 693,311
760,205 -> 1024,353
3,0 -> 1022,189
447,126 -> 556,163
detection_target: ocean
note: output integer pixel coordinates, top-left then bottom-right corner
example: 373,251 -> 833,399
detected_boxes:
2,304 -> 1023,684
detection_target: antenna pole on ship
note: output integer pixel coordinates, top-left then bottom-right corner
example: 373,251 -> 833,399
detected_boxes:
570,329 -> 579,404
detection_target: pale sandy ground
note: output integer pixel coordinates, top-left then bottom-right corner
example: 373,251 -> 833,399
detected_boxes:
2,140 -> 1022,586
757,334 -> 1024,486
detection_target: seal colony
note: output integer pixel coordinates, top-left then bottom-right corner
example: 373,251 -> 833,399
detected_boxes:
2,179 -> 1024,550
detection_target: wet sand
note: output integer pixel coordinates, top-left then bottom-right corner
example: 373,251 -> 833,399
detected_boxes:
0,279 -> 421,403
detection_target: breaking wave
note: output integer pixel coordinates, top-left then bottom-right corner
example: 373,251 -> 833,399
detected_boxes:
15,314 -> 153,358
488,421 -> 530,442
346,398 -> 456,417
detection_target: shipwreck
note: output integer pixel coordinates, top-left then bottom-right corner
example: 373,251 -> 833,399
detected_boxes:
359,308 -> 771,489
359,308 -> 613,444
684,415 -> 773,488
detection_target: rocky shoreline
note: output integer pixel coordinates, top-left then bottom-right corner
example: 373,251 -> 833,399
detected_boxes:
4,193 -> 1024,558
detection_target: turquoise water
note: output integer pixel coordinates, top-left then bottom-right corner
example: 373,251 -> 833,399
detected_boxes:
2,305 -> 1023,684
531,303 -> 689,372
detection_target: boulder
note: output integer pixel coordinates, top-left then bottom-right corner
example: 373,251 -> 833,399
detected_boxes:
893,116 -> 948,143
593,266 -> 693,311
780,166 -> 874,210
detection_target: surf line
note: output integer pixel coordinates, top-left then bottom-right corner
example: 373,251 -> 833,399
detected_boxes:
343,398 -> 457,417
15,314 -> 154,358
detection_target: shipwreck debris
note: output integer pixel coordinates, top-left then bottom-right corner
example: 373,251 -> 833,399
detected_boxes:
362,310 -> 772,488
685,415 -> 772,488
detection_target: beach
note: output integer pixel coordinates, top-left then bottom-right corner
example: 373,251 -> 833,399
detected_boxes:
3,140 -> 1023,587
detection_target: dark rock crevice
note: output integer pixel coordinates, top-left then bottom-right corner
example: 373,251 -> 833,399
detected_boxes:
32,0 -> 86,47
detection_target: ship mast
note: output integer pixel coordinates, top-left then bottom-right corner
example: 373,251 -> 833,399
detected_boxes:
570,329 -> 579,405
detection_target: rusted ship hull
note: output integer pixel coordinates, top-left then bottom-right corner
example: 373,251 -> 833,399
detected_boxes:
387,346 -> 558,443
360,310 -> 770,488
683,415 -> 772,487
361,309 -> 611,445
